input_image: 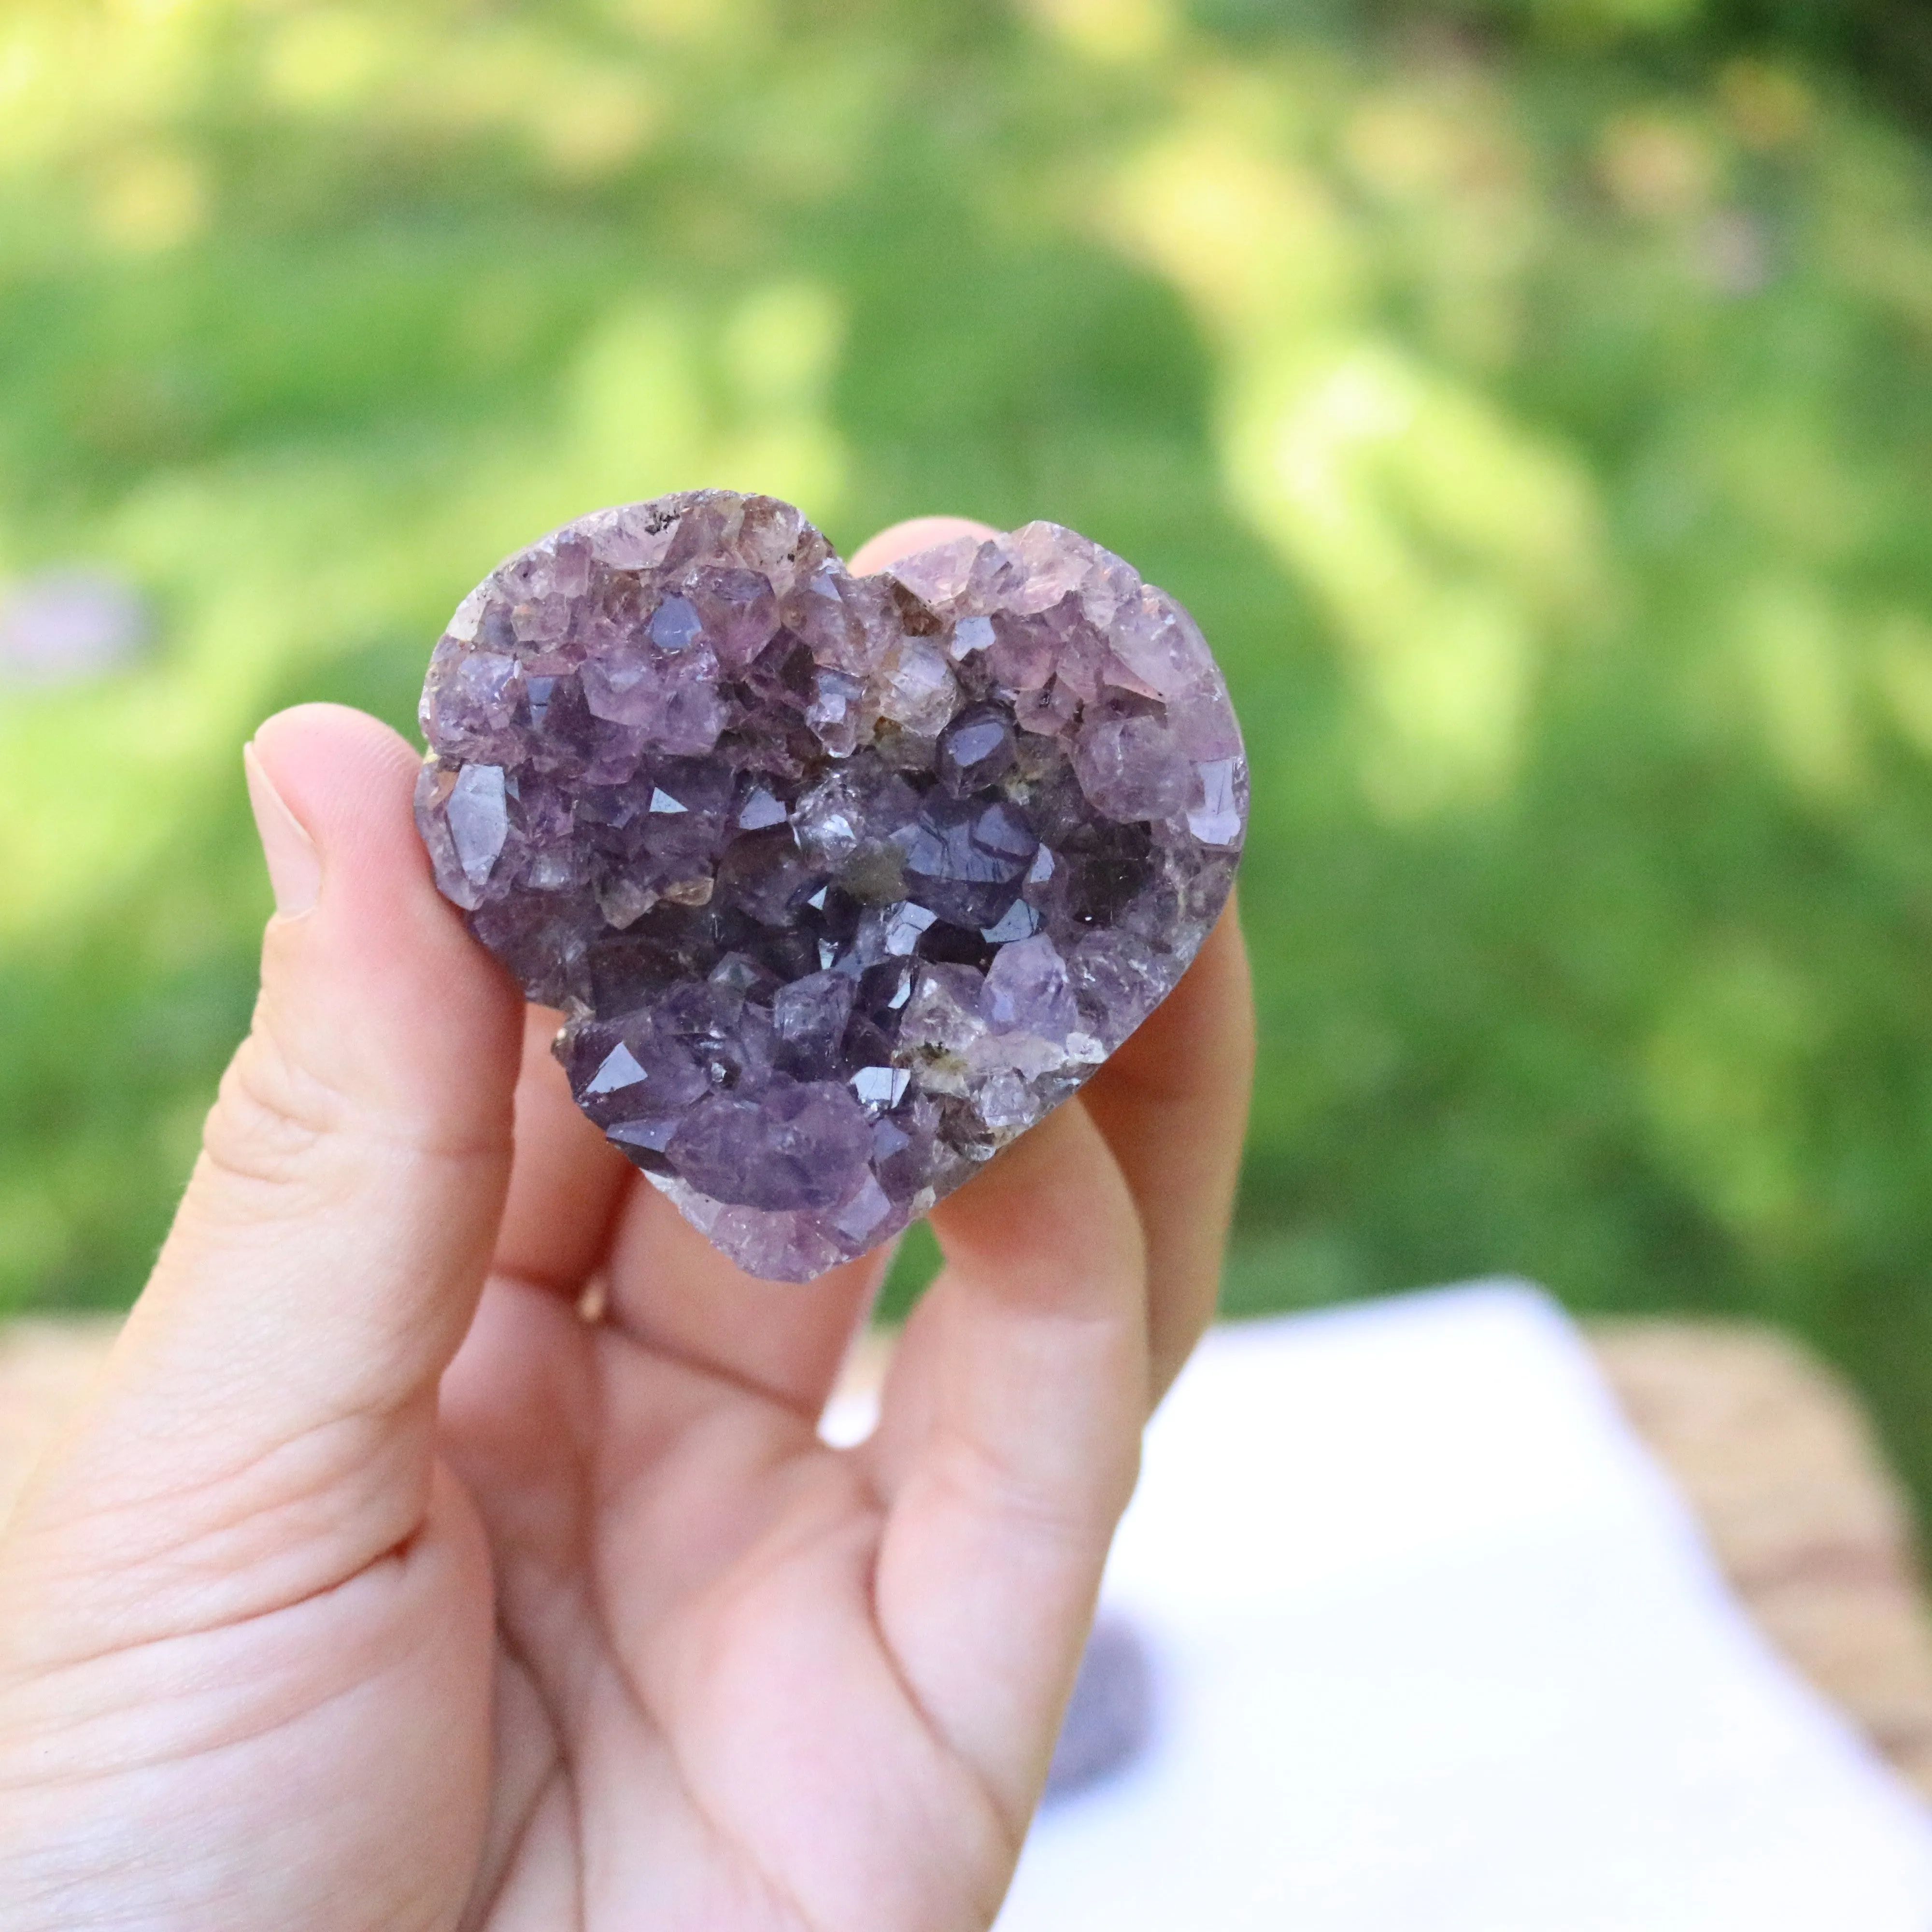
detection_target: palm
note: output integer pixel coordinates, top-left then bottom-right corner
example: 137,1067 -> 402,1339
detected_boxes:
443,1262 -> 1019,1932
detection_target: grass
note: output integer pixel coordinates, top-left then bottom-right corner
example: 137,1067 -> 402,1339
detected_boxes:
7,1 -> 1932,1506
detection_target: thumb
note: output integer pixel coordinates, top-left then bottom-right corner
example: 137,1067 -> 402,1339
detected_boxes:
4,704 -> 521,1635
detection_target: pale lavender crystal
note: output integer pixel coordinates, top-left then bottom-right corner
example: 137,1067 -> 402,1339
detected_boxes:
415,489 -> 1246,1282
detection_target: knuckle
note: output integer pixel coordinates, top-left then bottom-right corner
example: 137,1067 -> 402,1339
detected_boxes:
198,1025 -> 347,1192
930,1423 -> 1138,1555
194,1019 -> 506,1200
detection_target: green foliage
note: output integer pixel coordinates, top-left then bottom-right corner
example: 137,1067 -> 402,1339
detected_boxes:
5,2 -> 1932,1501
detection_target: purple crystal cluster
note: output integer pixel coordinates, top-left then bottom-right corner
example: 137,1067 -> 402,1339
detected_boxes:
415,490 -> 1245,1281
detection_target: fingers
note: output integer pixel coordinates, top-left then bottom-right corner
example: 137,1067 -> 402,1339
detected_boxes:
1080,897 -> 1255,1399
849,891 -> 1250,1821
491,1005 -> 633,1296
5,705 -> 522,1637
848,516 -> 997,577
865,1101 -> 1148,1824
597,1180 -> 893,1418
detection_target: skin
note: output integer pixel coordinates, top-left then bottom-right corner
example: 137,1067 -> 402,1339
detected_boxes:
0,516 -> 1255,1932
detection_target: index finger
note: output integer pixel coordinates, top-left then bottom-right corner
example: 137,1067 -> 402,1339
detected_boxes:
491,1003 -> 633,1295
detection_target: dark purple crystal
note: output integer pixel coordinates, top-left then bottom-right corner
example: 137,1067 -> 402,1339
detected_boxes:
415,490 -> 1246,1281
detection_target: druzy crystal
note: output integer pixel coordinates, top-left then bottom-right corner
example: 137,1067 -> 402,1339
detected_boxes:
415,491 -> 1246,1281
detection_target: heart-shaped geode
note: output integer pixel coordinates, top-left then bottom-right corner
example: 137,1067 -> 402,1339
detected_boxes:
415,490 -> 1246,1281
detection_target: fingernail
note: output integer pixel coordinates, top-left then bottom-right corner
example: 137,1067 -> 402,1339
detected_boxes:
243,741 -> 322,918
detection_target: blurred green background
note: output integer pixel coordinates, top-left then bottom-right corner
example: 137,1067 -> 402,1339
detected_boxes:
7,0 -> 1932,1497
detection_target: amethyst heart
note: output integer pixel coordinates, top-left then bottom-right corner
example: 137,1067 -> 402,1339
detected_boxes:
414,491 -> 1246,1281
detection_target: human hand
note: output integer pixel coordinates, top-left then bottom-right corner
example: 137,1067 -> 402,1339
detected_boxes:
0,517 -> 1254,1932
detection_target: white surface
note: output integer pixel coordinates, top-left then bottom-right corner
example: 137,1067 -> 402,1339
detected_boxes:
921,1283 -> 1932,1930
